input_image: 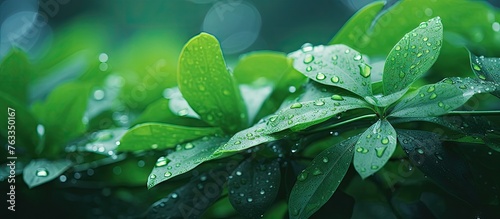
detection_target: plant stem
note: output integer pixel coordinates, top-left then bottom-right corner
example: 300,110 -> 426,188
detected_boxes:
447,110 -> 500,116
308,114 -> 378,133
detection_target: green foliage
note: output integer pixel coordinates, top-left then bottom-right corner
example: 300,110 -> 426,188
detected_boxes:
3,2 -> 500,219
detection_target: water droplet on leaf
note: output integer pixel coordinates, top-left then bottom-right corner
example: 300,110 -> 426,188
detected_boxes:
35,168 -> 49,177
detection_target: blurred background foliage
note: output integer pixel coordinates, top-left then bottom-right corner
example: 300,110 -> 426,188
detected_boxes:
1,0 -> 500,218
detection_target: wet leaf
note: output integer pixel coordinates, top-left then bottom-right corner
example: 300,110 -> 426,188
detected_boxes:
0,48 -> 31,103
70,128 -> 127,155
383,17 -> 443,95
397,129 -> 480,204
132,97 -> 207,127
364,88 -> 409,107
289,136 -> 357,219
228,158 -> 281,219
390,77 -> 497,117
23,159 -> 72,188
147,136 -> 228,189
288,44 -> 372,97
117,123 -> 223,152
469,52 -> 500,98
353,119 -> 397,179
178,32 -> 248,133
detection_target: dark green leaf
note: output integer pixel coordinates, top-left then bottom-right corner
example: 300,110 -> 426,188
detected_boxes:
22,159 -> 72,188
469,52 -> 500,98
397,129 -> 480,204
117,123 -> 223,152
383,17 -> 443,95
288,44 -> 372,97
178,32 -> 247,133
289,136 -> 357,219
147,136 -> 228,189
228,158 -> 281,219
0,48 -> 31,103
390,77 -> 497,117
353,119 -> 397,179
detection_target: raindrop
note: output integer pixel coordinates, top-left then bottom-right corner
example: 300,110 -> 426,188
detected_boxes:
236,171 -> 242,176
222,89 -> 231,96
359,64 -> 372,78
353,54 -> 362,61
164,172 -> 172,177
290,103 -> 303,109
399,72 -> 406,78
381,137 -> 390,145
93,89 -> 105,100
478,75 -> 487,80
35,168 -> 49,177
303,54 -> 314,64
316,73 -> 326,80
435,153 -> 443,160
375,147 -> 387,158
260,190 -> 265,195
473,64 -> 481,71
438,102 -> 444,108
423,37 -> 429,42
395,45 -> 401,51
314,99 -> 325,106
297,171 -> 308,181
184,143 -> 194,150
459,84 -> 467,89
306,66 -> 313,72
356,147 -> 369,154
322,157 -> 329,163
156,156 -> 169,167
417,148 -> 424,154
332,55 -> 338,61
171,193 -> 178,199
312,168 -> 323,176
331,94 -> 344,101
429,93 -> 437,100
419,22 -> 428,28
149,174 -> 157,179
371,165 -> 379,170
301,43 -> 313,52
247,198 -> 253,202
178,109 -> 188,116
288,86 -> 297,93
417,52 -> 423,57
331,76 -> 340,83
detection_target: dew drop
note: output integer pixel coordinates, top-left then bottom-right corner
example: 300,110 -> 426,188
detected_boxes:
297,171 -> 308,181
331,76 -> 340,83
381,137 -> 389,145
371,165 -> 379,170
301,43 -> 313,52
417,148 -> 424,154
184,143 -> 194,150
473,64 -> 481,71
236,171 -> 242,176
435,153 -> 443,160
155,156 -> 170,167
303,54 -> 314,64
222,89 -> 231,96
290,103 -> 303,109
438,102 -> 444,108
247,198 -> 253,203
171,193 -> 178,199
316,73 -> 326,80
331,94 -> 344,101
429,93 -> 437,100
149,174 -> 157,179
459,84 -> 467,89
164,172 -> 172,177
322,157 -> 329,163
417,52 -> 423,57
306,66 -> 313,72
419,22 -> 428,28
345,49 -> 350,54
479,74 -> 487,80
260,190 -> 265,195
332,55 -> 338,61
312,168 -> 323,176
423,37 -> 429,42
178,109 -> 188,116
314,99 -> 325,106
395,45 -> 401,51
376,147 -> 387,158
359,64 -> 372,78
399,72 -> 406,78
353,54 -> 362,61
35,168 -> 49,177
93,89 -> 105,100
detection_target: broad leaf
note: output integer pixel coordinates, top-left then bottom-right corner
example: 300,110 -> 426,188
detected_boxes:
215,121 -> 287,153
383,17 -> 443,95
228,158 -> 281,218
145,169 -> 226,219
390,77 -> 497,117
264,95 -> 370,134
469,52 -> 500,98
288,44 -> 372,97
22,159 -> 72,188
353,119 -> 397,179
397,129 -> 480,204
117,123 -> 223,152
289,136 -> 357,219
147,136 -> 228,189
178,32 -> 247,133
0,48 -> 31,103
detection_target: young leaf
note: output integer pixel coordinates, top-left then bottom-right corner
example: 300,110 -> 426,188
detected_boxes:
288,44 -> 372,97
147,136 -> 228,189
289,136 -> 358,219
383,17 -> 443,95
469,52 -> 500,98
390,77 -> 497,117
22,159 -> 72,188
117,123 -> 223,152
353,119 -> 397,179
215,121 -> 287,153
228,158 -> 281,218
0,48 -> 31,103
397,129 -> 480,204
178,32 -> 247,133
264,95 -> 370,134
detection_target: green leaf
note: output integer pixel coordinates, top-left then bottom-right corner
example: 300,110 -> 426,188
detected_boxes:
22,159 -> 72,188
353,119 -> 397,179
383,17 -> 443,95
390,77 -> 497,117
132,98 -> 207,127
469,52 -> 500,98
288,44 -> 372,97
264,95 -> 370,134
147,136 -> 228,189
0,48 -> 31,103
178,32 -> 248,133
289,136 -> 358,219
364,88 -> 409,107
71,128 -> 127,155
31,82 -> 92,157
215,121 -> 287,153
397,129 -> 479,204
228,158 -> 281,218
117,123 -> 223,152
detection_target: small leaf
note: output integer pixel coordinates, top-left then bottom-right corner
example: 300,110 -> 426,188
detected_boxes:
390,77 -> 497,117
0,48 -> 31,103
288,44 -> 372,97
397,129 -> 480,204
178,32 -> 247,133
215,121 -> 287,153
353,119 -> 397,179
147,136 -> 228,189
145,169 -> 226,219
228,158 -> 281,218
23,159 -> 72,188
264,95 -> 370,134
117,123 -> 223,152
469,52 -> 500,98
289,136 -> 358,219
383,17 -> 443,95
